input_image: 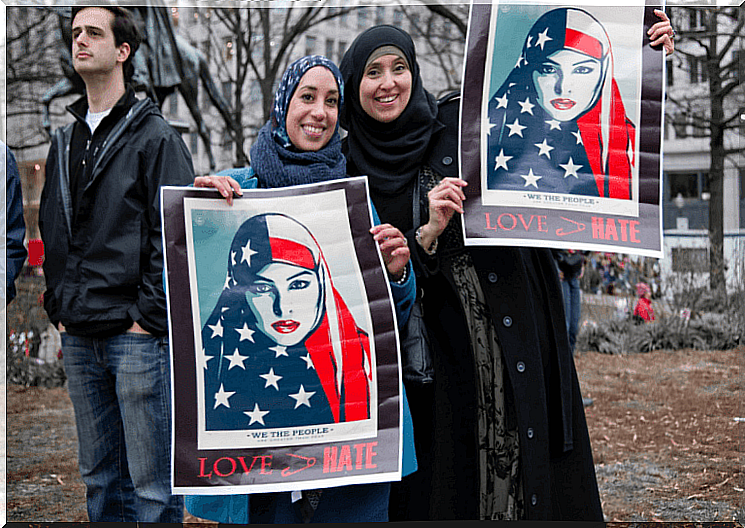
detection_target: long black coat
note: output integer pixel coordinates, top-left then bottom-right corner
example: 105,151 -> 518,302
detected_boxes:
350,93 -> 603,521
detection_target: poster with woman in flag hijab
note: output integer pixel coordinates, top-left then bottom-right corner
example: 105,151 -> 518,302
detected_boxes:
161,178 -> 405,494
460,1 -> 666,257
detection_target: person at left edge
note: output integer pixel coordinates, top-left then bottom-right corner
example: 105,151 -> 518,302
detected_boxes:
38,6 -> 195,522
3,141 -> 27,305
184,54 -> 417,524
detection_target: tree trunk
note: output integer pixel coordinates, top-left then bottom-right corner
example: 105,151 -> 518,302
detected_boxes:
233,10 -> 247,167
706,11 -> 726,295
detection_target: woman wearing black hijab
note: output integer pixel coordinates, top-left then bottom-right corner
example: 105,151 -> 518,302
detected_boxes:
341,26 -> 444,236
340,25 -> 603,521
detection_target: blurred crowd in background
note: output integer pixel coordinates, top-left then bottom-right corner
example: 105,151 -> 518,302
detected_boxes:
581,253 -> 662,299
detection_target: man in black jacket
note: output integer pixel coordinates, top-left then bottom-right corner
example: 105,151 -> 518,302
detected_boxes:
38,6 -> 194,522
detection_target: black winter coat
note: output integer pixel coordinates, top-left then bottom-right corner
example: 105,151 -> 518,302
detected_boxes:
39,89 -> 195,337
350,93 -> 603,521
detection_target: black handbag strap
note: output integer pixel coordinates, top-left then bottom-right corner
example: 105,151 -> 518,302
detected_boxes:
413,174 -> 421,229
412,176 -> 426,302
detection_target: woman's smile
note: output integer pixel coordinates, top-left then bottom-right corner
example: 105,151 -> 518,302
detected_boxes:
376,94 -> 399,104
302,124 -> 326,136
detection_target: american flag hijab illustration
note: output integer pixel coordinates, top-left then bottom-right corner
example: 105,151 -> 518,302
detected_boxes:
487,7 -> 635,199
202,213 -> 371,431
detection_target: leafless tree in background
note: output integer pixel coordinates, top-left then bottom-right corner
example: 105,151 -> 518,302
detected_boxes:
666,5 -> 744,295
6,7 -> 61,152
204,4 -> 354,165
402,2 -> 469,97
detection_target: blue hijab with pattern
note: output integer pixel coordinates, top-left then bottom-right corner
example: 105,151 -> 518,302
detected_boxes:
250,55 -> 347,188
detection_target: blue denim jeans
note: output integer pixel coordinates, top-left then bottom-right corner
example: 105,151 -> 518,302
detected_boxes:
61,332 -> 183,522
561,276 -> 582,355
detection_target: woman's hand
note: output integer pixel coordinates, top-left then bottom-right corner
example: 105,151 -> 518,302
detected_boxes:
194,175 -> 243,205
418,177 -> 467,251
370,224 -> 410,281
649,9 -> 675,56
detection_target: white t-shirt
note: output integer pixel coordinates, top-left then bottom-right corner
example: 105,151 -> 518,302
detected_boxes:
86,108 -> 112,134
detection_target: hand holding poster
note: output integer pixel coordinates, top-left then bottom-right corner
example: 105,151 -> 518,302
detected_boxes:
161,178 -> 404,494
460,1 -> 666,257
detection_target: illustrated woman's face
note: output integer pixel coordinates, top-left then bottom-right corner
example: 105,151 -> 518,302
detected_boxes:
246,262 -> 321,347
532,48 -> 603,122
286,66 -> 340,152
359,54 -> 412,123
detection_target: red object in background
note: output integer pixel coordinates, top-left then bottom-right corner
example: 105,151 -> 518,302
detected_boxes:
634,297 -> 655,322
28,239 -> 44,266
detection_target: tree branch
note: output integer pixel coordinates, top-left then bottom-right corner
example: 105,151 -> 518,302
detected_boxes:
421,2 -> 467,38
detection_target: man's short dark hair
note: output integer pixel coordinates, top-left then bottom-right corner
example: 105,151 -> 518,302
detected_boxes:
71,5 -> 142,82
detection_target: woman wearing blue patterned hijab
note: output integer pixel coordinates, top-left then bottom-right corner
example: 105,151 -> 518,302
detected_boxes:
186,54 -> 417,524
249,55 -> 347,188
271,54 -> 345,146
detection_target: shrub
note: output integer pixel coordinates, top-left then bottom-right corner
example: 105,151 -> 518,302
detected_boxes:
578,248 -> 744,355
578,312 -> 741,355
6,273 -> 66,388
6,330 -> 66,387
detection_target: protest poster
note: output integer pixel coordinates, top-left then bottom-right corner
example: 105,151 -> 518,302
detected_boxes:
161,177 -> 404,494
460,1 -> 666,257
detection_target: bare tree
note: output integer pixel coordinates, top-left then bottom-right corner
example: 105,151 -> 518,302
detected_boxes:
667,6 -> 744,295
6,7 -> 62,151
206,4 -> 355,167
401,4 -> 468,95
403,2 -> 468,96
422,2 -> 468,39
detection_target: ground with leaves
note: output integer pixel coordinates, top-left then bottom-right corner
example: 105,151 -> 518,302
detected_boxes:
576,346 -> 743,523
4,345 -> 742,523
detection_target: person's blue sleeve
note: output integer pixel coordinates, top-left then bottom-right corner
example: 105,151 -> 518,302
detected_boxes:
6,146 -> 27,304
187,167 -> 258,190
370,203 -> 418,476
215,166 -> 258,189
185,494 -> 249,524
401,384 -> 418,476
370,202 -> 415,328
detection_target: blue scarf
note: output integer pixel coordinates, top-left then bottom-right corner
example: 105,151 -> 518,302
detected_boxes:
250,121 -> 346,188
249,55 -> 347,188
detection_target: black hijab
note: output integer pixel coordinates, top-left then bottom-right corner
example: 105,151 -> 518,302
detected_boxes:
340,25 -> 443,196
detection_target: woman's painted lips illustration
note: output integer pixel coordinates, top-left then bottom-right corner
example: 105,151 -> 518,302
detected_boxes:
272,320 -> 300,333
551,98 -> 576,110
